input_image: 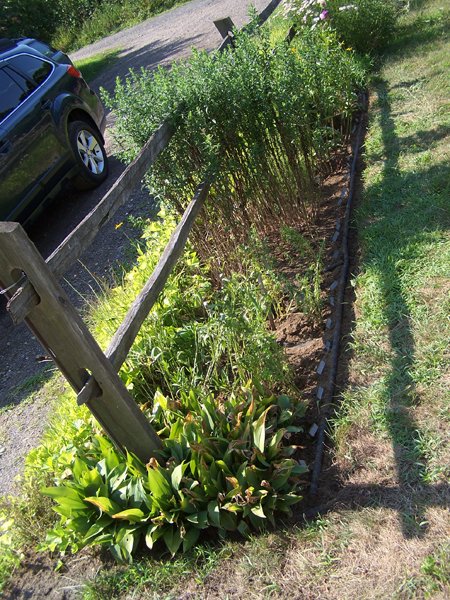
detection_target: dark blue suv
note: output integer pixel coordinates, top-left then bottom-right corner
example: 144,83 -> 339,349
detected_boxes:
0,38 -> 108,224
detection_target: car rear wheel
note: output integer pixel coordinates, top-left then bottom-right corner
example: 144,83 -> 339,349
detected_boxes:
69,120 -> 108,190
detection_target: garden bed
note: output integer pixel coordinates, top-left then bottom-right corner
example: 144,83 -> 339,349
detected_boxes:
3,127 -> 363,597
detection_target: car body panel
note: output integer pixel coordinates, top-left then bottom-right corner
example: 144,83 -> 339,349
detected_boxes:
0,38 -> 107,224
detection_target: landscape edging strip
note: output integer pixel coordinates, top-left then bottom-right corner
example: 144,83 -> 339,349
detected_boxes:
308,101 -> 366,499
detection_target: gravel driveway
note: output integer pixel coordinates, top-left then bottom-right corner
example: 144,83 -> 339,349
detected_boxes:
0,0 -> 269,495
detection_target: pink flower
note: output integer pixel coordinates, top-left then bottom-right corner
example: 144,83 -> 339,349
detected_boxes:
319,9 -> 329,20
318,0 -> 327,6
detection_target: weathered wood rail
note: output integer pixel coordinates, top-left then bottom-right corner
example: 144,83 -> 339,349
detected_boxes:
0,0 -> 282,462
7,119 -> 175,325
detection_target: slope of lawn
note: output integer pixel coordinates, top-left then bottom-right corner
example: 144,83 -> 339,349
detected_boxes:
79,1 -> 450,597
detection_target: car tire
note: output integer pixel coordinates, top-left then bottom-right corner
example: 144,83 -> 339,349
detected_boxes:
68,120 -> 109,190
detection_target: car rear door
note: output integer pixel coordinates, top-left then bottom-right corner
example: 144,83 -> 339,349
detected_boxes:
0,54 -> 67,222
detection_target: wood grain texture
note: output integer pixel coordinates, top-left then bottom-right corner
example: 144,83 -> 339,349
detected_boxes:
107,179 -> 211,371
76,179 -> 211,406
0,222 -> 162,461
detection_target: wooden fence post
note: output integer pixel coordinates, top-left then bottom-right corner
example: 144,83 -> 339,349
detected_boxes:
0,222 -> 162,463
213,17 -> 235,39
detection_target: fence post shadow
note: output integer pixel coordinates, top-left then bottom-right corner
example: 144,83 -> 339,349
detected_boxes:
339,79 -> 449,538
302,79 -> 450,530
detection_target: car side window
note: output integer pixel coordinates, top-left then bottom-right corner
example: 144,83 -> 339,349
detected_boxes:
4,66 -> 35,96
8,55 -> 52,86
0,69 -> 29,122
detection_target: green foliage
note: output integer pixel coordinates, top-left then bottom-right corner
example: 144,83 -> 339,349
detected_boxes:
30,214 -> 306,561
420,545 -> 450,593
41,385 -> 306,561
0,512 -> 22,594
329,0 -> 400,55
1,0 -> 96,42
0,0 -> 190,51
103,25 -> 366,269
7,8 -> 372,570
284,0 -> 401,55
279,226 -> 324,322
92,212 -> 290,401
1,0 -> 56,41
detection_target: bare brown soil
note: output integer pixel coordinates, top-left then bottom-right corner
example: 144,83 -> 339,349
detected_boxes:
5,549 -> 109,600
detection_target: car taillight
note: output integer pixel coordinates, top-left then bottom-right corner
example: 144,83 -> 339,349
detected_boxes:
66,65 -> 82,78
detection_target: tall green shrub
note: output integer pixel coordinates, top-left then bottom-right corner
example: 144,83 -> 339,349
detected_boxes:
330,0 -> 400,54
0,0 -> 188,50
104,25 -> 365,269
0,0 -> 56,41
283,0 -> 401,55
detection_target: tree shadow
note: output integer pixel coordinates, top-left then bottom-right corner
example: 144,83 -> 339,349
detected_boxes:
84,32 -> 205,96
305,75 -> 449,542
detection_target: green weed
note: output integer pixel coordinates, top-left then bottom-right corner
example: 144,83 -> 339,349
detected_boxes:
0,512 -> 22,595
74,49 -> 122,83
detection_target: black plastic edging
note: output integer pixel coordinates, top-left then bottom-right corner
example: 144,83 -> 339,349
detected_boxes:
309,104 -> 366,499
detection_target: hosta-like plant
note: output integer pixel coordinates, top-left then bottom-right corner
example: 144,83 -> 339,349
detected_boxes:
43,384 -> 307,561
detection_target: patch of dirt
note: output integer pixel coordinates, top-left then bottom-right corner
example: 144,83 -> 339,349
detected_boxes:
0,379 -> 60,496
4,548 -> 109,600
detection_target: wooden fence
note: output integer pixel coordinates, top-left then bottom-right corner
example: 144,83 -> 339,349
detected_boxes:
0,0 -> 282,462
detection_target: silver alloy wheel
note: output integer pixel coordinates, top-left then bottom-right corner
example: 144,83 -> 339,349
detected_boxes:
76,129 -> 105,175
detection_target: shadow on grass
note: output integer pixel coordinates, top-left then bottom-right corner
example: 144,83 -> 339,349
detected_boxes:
330,77 -> 449,539
385,5 -> 449,59
75,49 -> 123,83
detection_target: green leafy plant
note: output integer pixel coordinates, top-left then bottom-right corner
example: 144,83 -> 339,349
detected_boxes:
91,211 -> 290,403
329,0 -> 400,55
103,24 -> 366,271
284,0 -> 401,55
9,9 -> 376,570
25,210 -> 307,562
42,385 -> 307,561
0,0 -> 191,51
0,512 -> 22,594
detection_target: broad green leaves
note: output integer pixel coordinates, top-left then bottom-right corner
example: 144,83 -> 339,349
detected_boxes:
42,384 -> 307,561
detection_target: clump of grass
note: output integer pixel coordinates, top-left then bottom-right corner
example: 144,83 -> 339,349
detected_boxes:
74,49 -> 122,84
81,543 -> 232,599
